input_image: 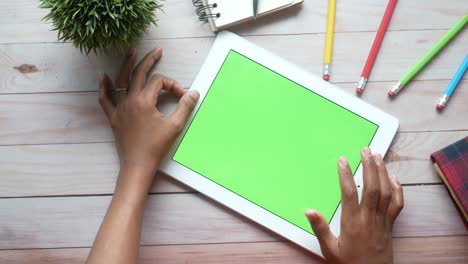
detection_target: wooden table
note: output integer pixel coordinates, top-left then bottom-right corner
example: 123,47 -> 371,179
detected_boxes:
1,0 -> 467,263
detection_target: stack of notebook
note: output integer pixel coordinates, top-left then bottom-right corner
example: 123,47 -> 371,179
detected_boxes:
431,136 -> 468,229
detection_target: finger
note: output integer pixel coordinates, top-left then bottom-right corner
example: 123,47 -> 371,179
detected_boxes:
337,157 -> 359,219
114,48 -> 137,104
387,175 -> 404,227
305,210 -> 338,260
374,153 -> 392,217
144,74 -> 186,104
360,147 -> 381,213
169,90 -> 199,130
130,48 -> 162,94
98,72 -> 114,119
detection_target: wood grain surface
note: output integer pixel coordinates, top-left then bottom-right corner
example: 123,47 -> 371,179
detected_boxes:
1,130 -> 467,198
1,31 -> 467,94
0,0 -> 466,43
1,0 -> 467,263
2,236 -> 468,264
0,80 -> 467,146
0,186 -> 466,250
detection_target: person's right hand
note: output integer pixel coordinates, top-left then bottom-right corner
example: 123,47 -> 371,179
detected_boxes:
306,147 -> 404,264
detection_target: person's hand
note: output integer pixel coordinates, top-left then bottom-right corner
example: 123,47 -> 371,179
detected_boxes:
306,147 -> 404,264
98,48 -> 199,189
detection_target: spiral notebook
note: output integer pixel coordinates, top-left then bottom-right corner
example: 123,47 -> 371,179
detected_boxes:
194,0 -> 303,32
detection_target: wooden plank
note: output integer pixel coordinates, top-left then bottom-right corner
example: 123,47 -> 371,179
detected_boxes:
338,80 -> 468,132
0,242 -> 323,264
0,80 -> 466,146
1,131 -> 465,198
0,186 -> 466,249
0,92 -> 112,145
1,0 -> 467,43
0,142 -> 188,197
393,236 -> 468,264
1,30 -> 467,94
384,131 -> 467,184
1,236 -> 467,264
392,185 -> 467,237
0,193 -> 277,249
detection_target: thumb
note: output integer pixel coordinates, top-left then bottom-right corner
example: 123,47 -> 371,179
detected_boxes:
305,210 -> 338,259
170,90 -> 199,129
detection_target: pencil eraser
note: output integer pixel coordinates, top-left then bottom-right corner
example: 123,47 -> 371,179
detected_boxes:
436,104 -> 444,111
322,74 -> 330,81
388,91 -> 395,97
356,88 -> 363,94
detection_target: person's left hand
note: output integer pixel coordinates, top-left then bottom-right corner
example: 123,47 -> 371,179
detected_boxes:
98,48 -> 199,189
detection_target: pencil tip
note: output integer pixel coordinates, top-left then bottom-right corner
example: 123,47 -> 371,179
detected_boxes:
356,88 -> 363,94
322,74 -> 330,81
388,91 -> 395,97
436,104 -> 444,111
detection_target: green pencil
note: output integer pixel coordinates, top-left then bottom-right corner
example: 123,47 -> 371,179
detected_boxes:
388,15 -> 468,97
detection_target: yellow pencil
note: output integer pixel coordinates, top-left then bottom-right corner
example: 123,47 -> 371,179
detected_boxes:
322,0 -> 336,81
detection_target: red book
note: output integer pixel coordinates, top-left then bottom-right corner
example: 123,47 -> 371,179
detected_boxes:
431,136 -> 468,229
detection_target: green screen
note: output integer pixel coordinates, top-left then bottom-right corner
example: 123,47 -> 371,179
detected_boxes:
173,50 -> 378,234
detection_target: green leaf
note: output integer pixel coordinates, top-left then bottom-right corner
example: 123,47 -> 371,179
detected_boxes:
39,0 -> 164,54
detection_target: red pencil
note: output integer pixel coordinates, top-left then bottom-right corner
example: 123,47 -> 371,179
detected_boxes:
356,0 -> 398,94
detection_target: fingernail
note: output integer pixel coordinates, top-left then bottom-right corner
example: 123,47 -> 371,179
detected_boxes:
373,153 -> 383,164
189,90 -> 199,100
339,156 -> 348,167
362,147 -> 371,155
391,175 -> 399,183
98,72 -> 104,81
305,210 -> 317,219
362,147 -> 372,160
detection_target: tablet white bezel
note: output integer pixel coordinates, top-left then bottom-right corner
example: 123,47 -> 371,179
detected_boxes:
160,31 -> 399,257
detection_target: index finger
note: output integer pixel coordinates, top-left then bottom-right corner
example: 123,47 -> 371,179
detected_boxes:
144,74 -> 186,104
130,48 -> 162,94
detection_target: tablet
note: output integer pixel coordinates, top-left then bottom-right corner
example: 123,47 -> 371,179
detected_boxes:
160,31 -> 398,257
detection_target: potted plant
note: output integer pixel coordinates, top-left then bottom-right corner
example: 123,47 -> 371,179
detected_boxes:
40,0 -> 163,54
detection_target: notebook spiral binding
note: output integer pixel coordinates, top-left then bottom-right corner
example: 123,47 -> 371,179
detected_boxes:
192,0 -> 221,22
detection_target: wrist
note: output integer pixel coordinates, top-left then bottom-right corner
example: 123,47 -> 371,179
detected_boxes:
119,156 -> 160,175
119,161 -> 159,177
115,161 -> 160,196
112,182 -> 148,211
